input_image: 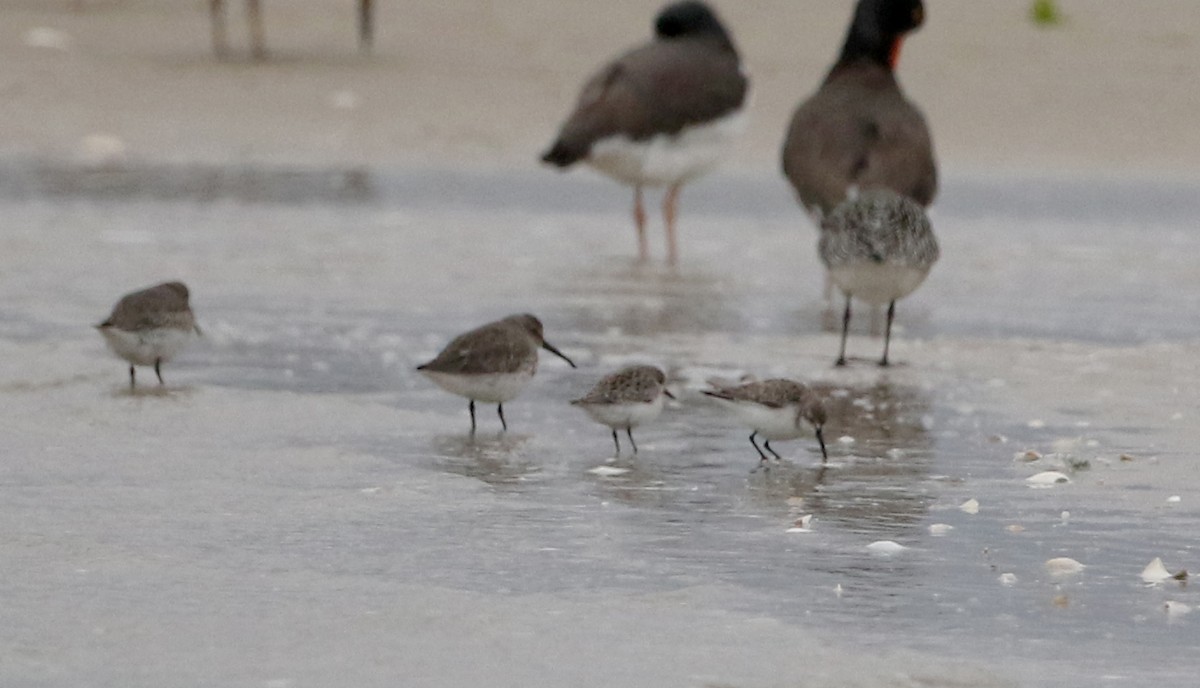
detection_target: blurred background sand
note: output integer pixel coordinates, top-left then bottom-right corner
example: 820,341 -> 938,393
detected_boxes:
2,0 -> 1198,176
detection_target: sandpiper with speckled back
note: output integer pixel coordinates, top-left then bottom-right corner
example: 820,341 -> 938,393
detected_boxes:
819,189 -> 939,367
418,314 -> 576,433
703,378 -> 828,470
96,281 -> 202,389
571,365 -> 674,456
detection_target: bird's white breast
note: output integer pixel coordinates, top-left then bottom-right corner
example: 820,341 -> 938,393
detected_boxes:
712,398 -> 807,441
420,368 -> 535,404
100,326 -> 194,367
829,264 -> 931,305
576,394 -> 665,430
588,107 -> 747,188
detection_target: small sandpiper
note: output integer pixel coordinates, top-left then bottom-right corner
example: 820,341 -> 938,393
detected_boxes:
96,281 -> 202,389
703,378 -> 828,470
417,314 -> 576,433
819,188 -> 939,367
541,0 -> 749,266
571,365 -> 674,456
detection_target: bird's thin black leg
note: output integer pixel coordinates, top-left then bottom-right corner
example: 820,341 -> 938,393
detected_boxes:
763,439 -> 783,462
468,400 -> 477,435
497,404 -> 508,432
749,431 -> 769,472
154,359 -> 164,386
815,427 -> 829,463
611,429 -> 621,457
836,294 -> 852,367
129,366 -> 136,390
626,427 -> 638,456
879,300 -> 896,367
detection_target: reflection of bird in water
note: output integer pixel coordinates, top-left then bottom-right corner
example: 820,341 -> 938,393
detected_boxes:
541,1 -> 749,266
571,365 -> 674,456
779,381 -> 935,532
417,314 -> 576,434
703,378 -> 829,471
819,189 -> 939,366
781,0 -> 936,323
209,0 -> 375,61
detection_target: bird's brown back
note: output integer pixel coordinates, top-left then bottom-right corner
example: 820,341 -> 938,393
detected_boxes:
100,281 -> 195,333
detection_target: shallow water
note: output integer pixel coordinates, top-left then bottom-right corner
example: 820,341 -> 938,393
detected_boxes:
2,161 -> 1198,687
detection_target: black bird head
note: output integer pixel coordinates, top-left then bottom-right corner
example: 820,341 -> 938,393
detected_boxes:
655,1 -> 732,44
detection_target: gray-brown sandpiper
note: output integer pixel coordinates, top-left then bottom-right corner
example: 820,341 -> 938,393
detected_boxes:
96,281 -> 201,389
418,314 -> 576,433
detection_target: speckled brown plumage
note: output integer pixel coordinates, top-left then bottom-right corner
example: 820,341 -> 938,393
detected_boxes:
571,365 -> 668,406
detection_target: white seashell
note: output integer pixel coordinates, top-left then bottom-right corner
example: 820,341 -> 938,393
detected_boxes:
1164,601 -> 1192,617
1027,471 -> 1071,486
1005,524 -> 1025,534
1141,558 -> 1173,584
587,466 -> 630,477
1045,557 -> 1085,576
1167,495 -> 1182,504
837,435 -> 856,445
999,573 -> 1018,587
928,523 -> 954,536
786,514 -> 814,533
1027,419 -> 1046,428
835,584 -> 843,598
959,498 -> 980,515
866,540 -> 907,555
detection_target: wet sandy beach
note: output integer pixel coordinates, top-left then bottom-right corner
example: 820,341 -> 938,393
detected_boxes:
3,2 -> 1200,687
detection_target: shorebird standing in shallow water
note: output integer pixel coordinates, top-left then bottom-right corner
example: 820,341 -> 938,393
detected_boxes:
781,0 -> 936,320
703,378 -> 828,470
541,1 -> 749,266
571,365 -> 674,456
819,189 -> 938,367
209,0 -> 374,61
418,314 -> 576,434
96,281 -> 202,389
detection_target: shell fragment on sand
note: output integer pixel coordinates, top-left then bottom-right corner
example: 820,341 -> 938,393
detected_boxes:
866,540 -> 907,555
1044,557 -> 1085,577
786,514 -> 815,533
1141,558 -> 1188,584
587,466 -> 631,477
1027,471 -> 1072,487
